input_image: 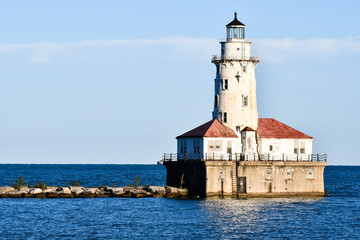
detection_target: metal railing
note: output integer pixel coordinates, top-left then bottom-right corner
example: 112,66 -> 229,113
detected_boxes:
211,55 -> 260,61
162,153 -> 327,162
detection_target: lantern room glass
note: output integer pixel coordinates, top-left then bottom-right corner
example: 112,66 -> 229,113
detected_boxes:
227,27 -> 245,40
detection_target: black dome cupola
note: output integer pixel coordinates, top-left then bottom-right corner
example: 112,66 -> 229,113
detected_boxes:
226,12 -> 245,40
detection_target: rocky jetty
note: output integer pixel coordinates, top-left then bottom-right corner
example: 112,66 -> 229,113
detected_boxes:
0,186 -> 188,199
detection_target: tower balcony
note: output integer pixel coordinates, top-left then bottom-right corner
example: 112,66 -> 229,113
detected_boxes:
212,55 -> 260,63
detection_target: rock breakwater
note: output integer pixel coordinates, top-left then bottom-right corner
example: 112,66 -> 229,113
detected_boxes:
0,186 -> 188,198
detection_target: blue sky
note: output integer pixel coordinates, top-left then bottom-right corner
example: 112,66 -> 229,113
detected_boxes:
0,0 -> 359,164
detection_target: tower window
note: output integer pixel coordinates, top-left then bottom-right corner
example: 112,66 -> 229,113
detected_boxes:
269,145 -> 273,151
215,95 -> 219,108
242,65 -> 247,73
216,65 -> 219,75
224,79 -> 228,90
243,95 -> 248,107
223,112 -> 227,123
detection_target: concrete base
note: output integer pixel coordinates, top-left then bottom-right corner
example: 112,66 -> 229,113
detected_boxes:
164,160 -> 327,197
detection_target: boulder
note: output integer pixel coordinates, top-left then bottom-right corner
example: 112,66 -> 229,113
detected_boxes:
57,187 -> 72,195
110,187 -> 124,196
29,188 -> 42,194
147,186 -> 166,194
69,186 -> 84,195
165,186 -> 189,198
0,187 -> 14,194
126,188 -> 152,198
18,187 -> 30,194
82,188 -> 100,195
43,187 -> 57,193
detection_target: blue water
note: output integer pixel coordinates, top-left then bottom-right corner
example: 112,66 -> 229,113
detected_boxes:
0,165 -> 359,239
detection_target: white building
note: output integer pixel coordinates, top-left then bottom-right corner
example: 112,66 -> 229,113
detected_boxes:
176,13 -> 314,161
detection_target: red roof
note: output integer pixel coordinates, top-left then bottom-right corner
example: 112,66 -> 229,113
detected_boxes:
257,118 -> 312,139
176,119 -> 238,139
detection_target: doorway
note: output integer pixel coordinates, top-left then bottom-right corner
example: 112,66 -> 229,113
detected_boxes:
237,177 -> 246,193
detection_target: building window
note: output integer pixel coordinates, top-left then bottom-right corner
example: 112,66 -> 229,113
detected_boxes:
224,79 -> 228,90
216,65 -> 219,75
193,140 -> 200,153
269,145 -> 273,151
180,141 -> 187,153
242,95 -> 248,107
227,141 -> 232,154
300,142 -> 305,154
223,112 -> 227,123
215,95 -> 219,108
294,140 -> 305,154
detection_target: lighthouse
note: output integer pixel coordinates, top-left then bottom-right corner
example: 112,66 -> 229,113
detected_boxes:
163,13 -> 327,197
212,12 -> 259,132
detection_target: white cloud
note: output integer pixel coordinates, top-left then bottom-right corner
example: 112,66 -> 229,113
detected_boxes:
252,37 -> 360,62
0,36 -> 359,64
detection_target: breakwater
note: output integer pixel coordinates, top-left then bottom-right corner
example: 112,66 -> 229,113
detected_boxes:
0,186 -> 188,198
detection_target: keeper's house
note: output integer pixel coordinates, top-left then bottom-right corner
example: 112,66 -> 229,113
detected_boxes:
163,13 -> 327,197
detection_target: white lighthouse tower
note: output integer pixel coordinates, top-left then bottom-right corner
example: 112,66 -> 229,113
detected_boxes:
212,12 -> 259,133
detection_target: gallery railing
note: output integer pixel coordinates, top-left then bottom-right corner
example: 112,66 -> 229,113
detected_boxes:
162,153 -> 327,162
211,55 -> 260,61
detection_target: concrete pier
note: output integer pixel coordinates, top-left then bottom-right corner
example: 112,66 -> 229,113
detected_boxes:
164,160 -> 327,197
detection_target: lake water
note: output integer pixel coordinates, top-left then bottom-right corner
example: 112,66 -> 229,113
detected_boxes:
0,165 -> 359,239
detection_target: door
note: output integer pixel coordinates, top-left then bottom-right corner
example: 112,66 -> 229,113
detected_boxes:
237,177 -> 246,193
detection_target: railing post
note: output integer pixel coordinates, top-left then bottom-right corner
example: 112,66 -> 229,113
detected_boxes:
297,154 -> 299,161
317,154 -> 319,162
268,153 -> 270,161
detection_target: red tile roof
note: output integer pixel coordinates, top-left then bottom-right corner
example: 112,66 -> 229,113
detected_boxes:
176,118 -> 312,139
176,119 -> 238,139
257,118 -> 312,139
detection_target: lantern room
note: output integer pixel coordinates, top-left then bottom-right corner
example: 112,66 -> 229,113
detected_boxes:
226,12 -> 245,40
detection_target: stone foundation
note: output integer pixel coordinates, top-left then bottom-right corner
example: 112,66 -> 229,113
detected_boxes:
164,160 -> 327,197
